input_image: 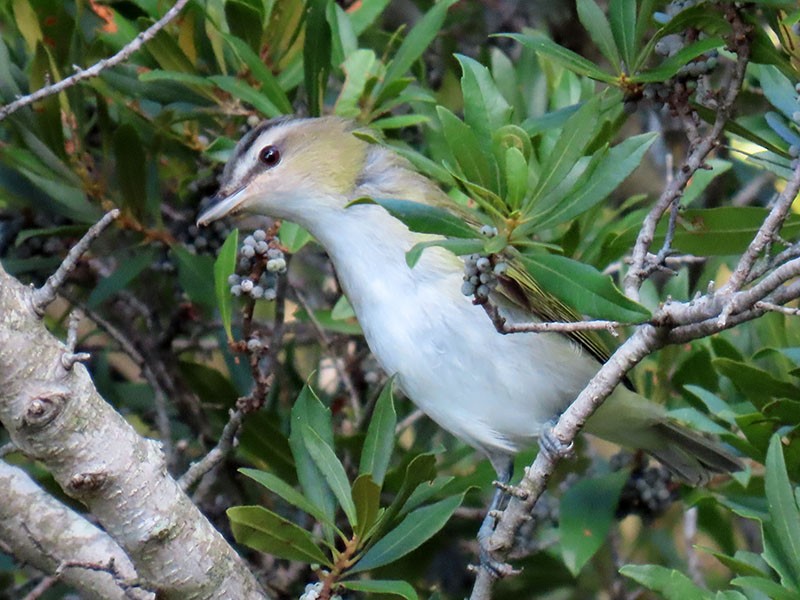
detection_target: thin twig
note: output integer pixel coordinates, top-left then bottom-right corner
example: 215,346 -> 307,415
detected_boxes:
293,288 -> 362,421
30,209 -> 120,315
179,408 -> 244,492
754,301 -> 800,316
395,409 -> 425,434
61,310 -> 91,370
481,298 -> 627,335
0,0 -> 191,121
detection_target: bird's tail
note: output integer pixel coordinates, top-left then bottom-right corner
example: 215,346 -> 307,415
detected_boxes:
585,388 -> 742,485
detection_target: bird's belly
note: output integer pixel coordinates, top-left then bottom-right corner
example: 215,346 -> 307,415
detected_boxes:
355,279 -> 600,456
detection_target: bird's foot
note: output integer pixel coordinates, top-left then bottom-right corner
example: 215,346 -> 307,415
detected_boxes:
540,420 -> 574,462
473,517 -> 519,579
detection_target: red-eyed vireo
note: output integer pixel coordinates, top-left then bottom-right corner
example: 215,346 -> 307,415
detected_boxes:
198,116 -> 739,495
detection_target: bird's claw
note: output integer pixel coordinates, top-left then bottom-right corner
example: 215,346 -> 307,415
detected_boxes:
470,547 -> 520,579
540,421 -> 574,461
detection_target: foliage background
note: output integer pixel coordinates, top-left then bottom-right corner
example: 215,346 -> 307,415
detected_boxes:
1,0 -> 800,599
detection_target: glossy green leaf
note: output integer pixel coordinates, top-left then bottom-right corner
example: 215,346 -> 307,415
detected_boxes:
210,75 -> 284,118
144,25 -> 195,72
340,579 -> 419,600
531,132 -> 657,229
279,221 -> 313,253
560,470 -> 627,575
577,0 -> 621,70
732,576 -> 799,600
290,386 -> 338,539
213,229 -> 239,343
371,454 -> 438,540
327,2 -> 357,71
239,468 -> 337,528
359,379 -> 397,486
406,238 -> 485,269
437,106 -> 495,189
456,54 -> 513,144
303,424 -> 357,525
352,474 -> 381,540
228,505 -> 331,565
139,69 -> 215,88
224,34 -> 292,114
505,32 -> 617,83
335,49 -> 377,118
349,197 -> 476,239
756,65 -> 800,122
712,359 -> 799,410
239,412 -> 297,484
303,0 -> 332,117
381,0 -> 458,91
524,96 -> 600,212
620,564 -> 713,599
225,0 -> 263,51
764,434 -> 800,588
518,253 -> 650,322
113,124 -> 147,220
87,248 -> 156,308
172,247 -> 215,310
504,146 -> 528,211
350,493 -> 464,573
610,207 -> 800,256
609,0 -> 636,68
371,114 -> 430,129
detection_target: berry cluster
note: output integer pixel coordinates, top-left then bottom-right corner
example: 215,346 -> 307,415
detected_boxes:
612,453 -> 678,521
461,225 -> 508,301
228,229 -> 287,300
299,581 -> 341,600
181,195 -> 232,256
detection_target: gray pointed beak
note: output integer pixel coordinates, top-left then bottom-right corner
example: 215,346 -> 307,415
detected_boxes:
197,187 -> 247,226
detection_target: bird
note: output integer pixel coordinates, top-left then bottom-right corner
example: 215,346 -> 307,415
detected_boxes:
197,115 -> 740,559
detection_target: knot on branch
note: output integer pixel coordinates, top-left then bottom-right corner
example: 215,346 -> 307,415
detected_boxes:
20,391 -> 67,431
68,471 -> 109,494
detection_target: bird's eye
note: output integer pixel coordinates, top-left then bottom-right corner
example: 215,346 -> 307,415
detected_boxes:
258,145 -> 281,168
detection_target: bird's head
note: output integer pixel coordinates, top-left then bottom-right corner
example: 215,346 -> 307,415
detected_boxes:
197,116 -> 369,226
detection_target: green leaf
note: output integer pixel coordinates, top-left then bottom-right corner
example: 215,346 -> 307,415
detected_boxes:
239,468 -> 337,529
406,238 -> 485,269
609,0 -> 636,68
756,65 -> 800,122
371,114 -> 430,129
371,454 -> 438,540
113,124 -> 148,221
340,579 -> 419,600
436,106 -> 495,189
524,96 -> 601,212
712,359 -> 799,410
350,493 -> 464,573
213,229 -> 239,343
620,564 -> 713,599
303,0 -> 332,117
505,32 -> 617,83
279,221 -> 313,253
335,48 -> 378,118
518,253 -> 650,322
610,207 -> 800,256
227,506 -> 332,565
352,474 -> 382,540
224,34 -> 292,114
504,146 -> 528,211
359,379 -> 397,486
577,0 -> 621,70
172,247 -> 216,310
456,54 -> 513,144
633,37 -> 725,83
210,75 -> 284,118
380,0 -> 458,92
764,434 -> 800,588
87,248 -> 156,308
350,197 -> 476,239
560,471 -> 628,575
225,0 -> 263,51
732,576 -> 800,600
303,425 -> 357,525
348,0 -> 392,35
531,132 -> 657,229
290,386 -> 338,538
239,412 -> 297,484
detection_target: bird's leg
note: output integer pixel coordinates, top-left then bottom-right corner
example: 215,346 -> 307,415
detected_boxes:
476,456 -> 517,577
539,417 -> 575,462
